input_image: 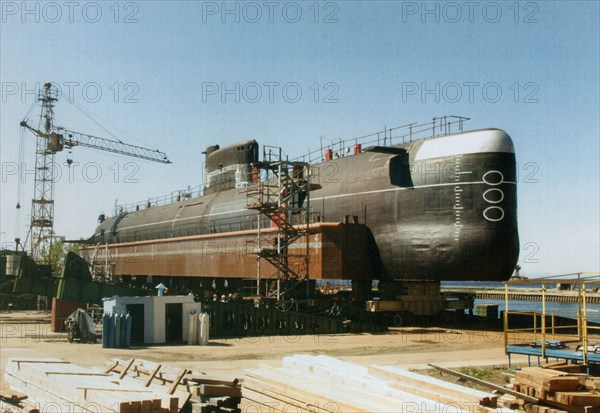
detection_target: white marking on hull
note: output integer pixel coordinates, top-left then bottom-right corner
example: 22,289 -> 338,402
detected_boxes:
415,129 -> 514,161
453,155 -> 464,242
114,180 -> 516,232
103,242 -> 332,258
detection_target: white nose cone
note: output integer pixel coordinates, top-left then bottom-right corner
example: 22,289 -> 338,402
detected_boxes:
415,129 -> 515,161
155,283 -> 167,296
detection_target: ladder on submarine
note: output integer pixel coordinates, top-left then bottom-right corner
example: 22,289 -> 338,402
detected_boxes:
245,146 -> 319,306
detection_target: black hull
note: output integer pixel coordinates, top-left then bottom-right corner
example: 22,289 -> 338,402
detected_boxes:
93,128 -> 519,282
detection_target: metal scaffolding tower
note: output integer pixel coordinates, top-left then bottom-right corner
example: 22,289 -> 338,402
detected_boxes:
246,146 -> 317,305
29,83 -> 59,261
21,82 -> 170,264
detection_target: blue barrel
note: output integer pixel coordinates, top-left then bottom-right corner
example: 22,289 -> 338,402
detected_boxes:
115,314 -> 122,348
119,313 -> 126,347
102,314 -> 109,348
107,314 -> 115,348
124,313 -> 132,348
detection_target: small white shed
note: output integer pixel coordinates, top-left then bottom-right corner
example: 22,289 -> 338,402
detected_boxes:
103,294 -> 201,344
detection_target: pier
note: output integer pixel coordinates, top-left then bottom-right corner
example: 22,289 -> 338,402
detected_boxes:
501,274 -> 600,375
441,286 -> 600,304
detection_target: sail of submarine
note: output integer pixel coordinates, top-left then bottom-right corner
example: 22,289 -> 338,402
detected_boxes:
92,122 -> 519,282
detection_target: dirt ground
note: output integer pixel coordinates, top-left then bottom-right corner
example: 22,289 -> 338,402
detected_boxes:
0,310 -> 534,383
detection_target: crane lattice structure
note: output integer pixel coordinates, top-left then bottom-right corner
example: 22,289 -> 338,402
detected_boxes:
246,146 -> 319,305
20,82 -> 171,263
26,83 -> 58,262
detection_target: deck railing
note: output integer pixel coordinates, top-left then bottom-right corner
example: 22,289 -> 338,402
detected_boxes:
114,115 -> 471,214
114,184 -> 205,215
294,115 -> 470,164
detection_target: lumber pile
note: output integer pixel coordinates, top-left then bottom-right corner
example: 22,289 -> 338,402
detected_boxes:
513,367 -> 600,413
105,358 -> 241,411
5,358 -> 180,412
0,379 -> 28,408
4,358 -> 242,413
242,355 -> 513,413
542,361 -> 585,374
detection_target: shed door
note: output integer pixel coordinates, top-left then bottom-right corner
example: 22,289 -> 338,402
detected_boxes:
126,304 -> 145,345
165,303 -> 183,343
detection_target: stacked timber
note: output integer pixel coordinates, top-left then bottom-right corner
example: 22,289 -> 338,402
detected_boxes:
541,361 -> 585,374
5,358 -> 181,412
0,380 -> 28,410
105,358 -> 241,411
513,367 -> 600,413
4,358 -> 241,413
242,355 -> 514,412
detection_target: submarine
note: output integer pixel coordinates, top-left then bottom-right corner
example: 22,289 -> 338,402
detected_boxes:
90,117 -> 519,283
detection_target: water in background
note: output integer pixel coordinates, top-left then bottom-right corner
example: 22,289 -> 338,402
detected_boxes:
445,281 -> 600,322
317,280 -> 600,322
473,298 -> 600,323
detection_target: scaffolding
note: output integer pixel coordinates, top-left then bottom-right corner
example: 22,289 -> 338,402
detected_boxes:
246,146 -> 319,305
21,82 -> 170,264
29,83 -> 60,262
503,272 -> 600,373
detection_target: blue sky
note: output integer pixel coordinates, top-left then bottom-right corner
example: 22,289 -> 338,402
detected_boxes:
1,1 -> 598,276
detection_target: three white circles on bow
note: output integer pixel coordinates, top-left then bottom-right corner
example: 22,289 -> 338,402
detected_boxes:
482,170 -> 505,222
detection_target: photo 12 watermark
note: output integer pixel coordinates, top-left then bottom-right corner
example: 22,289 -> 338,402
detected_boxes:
2,161 -> 141,185
1,1 -> 140,24
400,1 -> 540,24
200,1 -> 339,24
407,159 -> 540,184
201,81 -> 339,104
1,81 -> 140,104
521,242 -> 540,264
401,81 -> 540,104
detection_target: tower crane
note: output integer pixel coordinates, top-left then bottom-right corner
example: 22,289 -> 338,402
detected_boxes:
19,82 -> 171,264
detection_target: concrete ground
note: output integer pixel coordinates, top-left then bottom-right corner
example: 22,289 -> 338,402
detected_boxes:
0,310 -> 535,381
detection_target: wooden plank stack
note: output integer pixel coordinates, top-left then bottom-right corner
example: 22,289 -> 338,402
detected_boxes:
242,355 -> 514,413
513,367 -> 600,413
369,365 -> 498,409
542,361 -> 585,374
5,358 -> 179,412
4,358 -> 242,413
0,379 -> 28,408
105,358 -> 242,411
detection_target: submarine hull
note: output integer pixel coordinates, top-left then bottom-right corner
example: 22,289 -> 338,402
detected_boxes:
90,128 -> 519,282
